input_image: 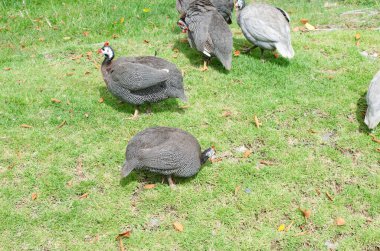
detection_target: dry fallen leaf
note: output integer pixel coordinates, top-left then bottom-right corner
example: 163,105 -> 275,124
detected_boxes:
66,72 -> 74,76
273,53 -> 279,58
370,134 -> 380,144
76,157 -> 85,179
179,105 -> 190,109
376,148 -> 380,153
315,188 -> 321,195
66,180 -> 73,187
4,67 -> 11,71
39,37 -> 45,42
51,98 -> 61,103
299,208 -> 311,219
300,18 -> 309,24
116,230 -> 131,239
278,224 -> 285,231
57,120 -> 67,128
259,160 -> 274,166
243,150 -> 252,158
254,115 -> 261,128
83,31 -> 89,37
326,191 -> 334,201
335,217 -> 345,226
294,231 -> 309,237
112,34 -> 119,39
285,221 -> 293,232
222,110 -> 232,117
179,38 -> 188,43
99,97 -> 104,103
21,124 -> 33,128
305,23 -> 316,31
143,184 -> 156,189
173,222 -> 184,232
293,26 -> 300,32
143,39 -> 149,44
210,157 -> 223,163
31,193 -> 38,200
355,33 -> 361,40
234,185 -> 241,195
79,193 -> 89,199
234,50 -> 241,57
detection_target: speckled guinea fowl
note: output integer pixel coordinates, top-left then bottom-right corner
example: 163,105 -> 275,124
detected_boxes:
235,0 -> 294,59
179,0 -> 233,71
176,0 -> 234,24
98,42 -> 187,119
121,127 -> 215,188
365,70 -> 380,130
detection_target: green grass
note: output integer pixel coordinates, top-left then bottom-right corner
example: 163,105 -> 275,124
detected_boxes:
1,0 -> 379,250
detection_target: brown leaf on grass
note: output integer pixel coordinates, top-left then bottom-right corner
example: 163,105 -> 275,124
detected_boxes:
99,97 -> 104,103
308,129 -> 317,134
234,185 -> 241,195
293,26 -> 300,32
179,105 -> 190,109
21,124 -> 33,128
259,160 -> 274,166
273,53 -> 279,58
299,208 -> 311,219
51,98 -> 61,103
112,34 -> 119,39
179,38 -> 188,43
84,71 -> 91,75
234,50 -> 241,57
66,180 -> 73,187
376,148 -> 380,153
335,217 -> 345,226
243,150 -> 252,158
143,184 -> 156,189
300,18 -> 308,24
210,157 -> 223,163
116,230 -> 131,240
305,23 -> 316,31
326,191 -> 334,201
66,72 -> 74,76
31,193 -> 38,200
70,54 -> 83,60
4,67 -> 11,71
285,221 -> 293,232
93,60 -> 100,70
254,115 -> 261,128
173,222 -> 184,232
57,120 -> 67,128
222,110 -> 232,117
356,41 -> 360,47
315,188 -> 321,195
39,37 -> 45,42
370,134 -> 380,144
143,39 -> 150,44
83,31 -> 89,37
355,33 -> 361,40
79,193 -> 89,199
294,231 -> 309,237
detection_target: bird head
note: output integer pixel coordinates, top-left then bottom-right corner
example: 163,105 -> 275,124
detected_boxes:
98,41 -> 114,61
177,18 -> 188,33
235,0 -> 245,10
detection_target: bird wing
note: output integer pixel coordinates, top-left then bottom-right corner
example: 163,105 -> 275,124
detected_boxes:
241,14 -> 281,43
110,62 -> 169,91
186,11 -> 213,53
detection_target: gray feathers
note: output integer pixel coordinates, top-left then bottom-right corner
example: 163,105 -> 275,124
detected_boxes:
237,3 -> 294,58
365,70 -> 380,129
121,127 -> 214,178
185,0 -> 233,70
100,48 -> 187,106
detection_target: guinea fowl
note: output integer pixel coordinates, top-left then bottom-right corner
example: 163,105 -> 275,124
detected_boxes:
365,70 -> 380,130
235,0 -> 294,59
121,127 -> 215,188
179,0 -> 233,71
98,42 -> 187,119
176,0 -> 234,24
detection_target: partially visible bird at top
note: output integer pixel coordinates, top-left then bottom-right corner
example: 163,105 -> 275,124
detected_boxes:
98,42 -> 187,119
121,126 -> 215,189
176,0 -> 234,24
178,0 -> 233,71
365,70 -> 380,131
235,0 -> 295,60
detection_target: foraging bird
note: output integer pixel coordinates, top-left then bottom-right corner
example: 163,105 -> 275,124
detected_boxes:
179,0 -> 233,71
176,0 -> 234,24
365,70 -> 380,130
98,42 -> 187,119
121,127 -> 215,188
235,0 -> 294,59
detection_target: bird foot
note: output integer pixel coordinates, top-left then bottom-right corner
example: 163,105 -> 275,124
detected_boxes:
127,109 -> 139,120
167,176 -> 176,190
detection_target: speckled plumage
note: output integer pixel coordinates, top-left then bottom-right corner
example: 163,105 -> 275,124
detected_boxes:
176,0 -> 234,24
121,127 -> 214,179
100,46 -> 187,107
236,1 -> 294,58
365,70 -> 380,129
184,0 -> 233,70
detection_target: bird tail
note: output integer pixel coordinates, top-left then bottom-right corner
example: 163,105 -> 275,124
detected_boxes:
276,40 -> 294,59
120,160 -> 136,178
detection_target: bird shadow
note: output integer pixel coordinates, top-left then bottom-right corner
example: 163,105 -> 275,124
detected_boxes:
98,86 -> 186,116
356,91 -> 370,134
173,38 -> 231,74
233,37 -> 290,67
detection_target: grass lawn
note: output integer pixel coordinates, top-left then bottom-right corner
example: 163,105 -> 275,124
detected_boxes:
1,0 -> 379,250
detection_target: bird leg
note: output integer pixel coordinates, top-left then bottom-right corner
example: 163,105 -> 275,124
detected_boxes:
242,45 -> 257,54
260,48 -> 265,61
167,175 -> 176,189
146,103 -> 152,114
